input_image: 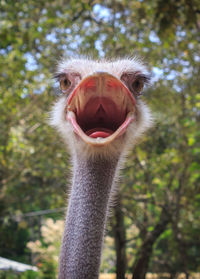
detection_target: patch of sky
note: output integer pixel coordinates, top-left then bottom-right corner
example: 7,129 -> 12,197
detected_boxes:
124,9 -> 130,16
182,67 -> 191,74
21,88 -> 29,98
69,41 -> 81,50
163,57 -> 169,65
94,34 -> 106,57
138,36 -> 144,43
93,4 -> 111,22
83,20 -> 91,28
20,70 -> 25,76
34,73 -> 45,82
66,28 -> 71,34
8,46 -> 12,51
24,53 -> 38,71
33,85 -> 46,94
120,25 -> 126,34
46,33 -> 58,43
24,79 -> 29,86
194,55 -> 200,62
165,70 -> 178,80
152,67 -> 163,82
95,40 -> 105,57
0,49 -> 6,55
173,84 -> 182,93
152,67 -> 182,92
61,45 -> 67,50
18,12 -> 24,17
36,52 -> 41,59
115,12 -> 121,19
181,60 -> 190,66
22,84 -> 48,98
0,45 -> 12,55
173,58 -> 179,64
176,30 -> 186,37
52,79 -> 59,89
149,31 -> 161,44
188,43 -> 193,49
41,9 -> 47,15
56,10 -> 62,17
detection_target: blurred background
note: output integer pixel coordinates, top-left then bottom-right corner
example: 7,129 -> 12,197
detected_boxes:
0,0 -> 200,278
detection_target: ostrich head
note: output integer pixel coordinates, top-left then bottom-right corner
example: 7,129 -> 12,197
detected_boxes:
50,57 -> 153,158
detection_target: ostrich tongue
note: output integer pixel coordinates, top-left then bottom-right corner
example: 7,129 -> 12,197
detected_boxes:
86,128 -> 114,138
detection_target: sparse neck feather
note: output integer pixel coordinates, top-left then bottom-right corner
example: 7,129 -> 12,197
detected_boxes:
58,153 -> 119,279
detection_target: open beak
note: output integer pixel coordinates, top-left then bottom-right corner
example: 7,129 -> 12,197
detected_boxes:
66,72 -> 136,146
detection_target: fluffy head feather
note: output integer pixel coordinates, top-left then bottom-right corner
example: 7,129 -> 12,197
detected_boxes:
50,57 -> 153,159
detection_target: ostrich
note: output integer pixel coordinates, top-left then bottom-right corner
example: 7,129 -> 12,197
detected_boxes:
50,57 -> 153,279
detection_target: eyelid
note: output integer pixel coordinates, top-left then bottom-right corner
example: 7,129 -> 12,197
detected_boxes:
53,73 -> 66,81
54,72 -> 81,80
121,72 -> 150,83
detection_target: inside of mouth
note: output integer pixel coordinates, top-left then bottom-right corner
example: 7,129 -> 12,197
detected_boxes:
75,97 -> 127,138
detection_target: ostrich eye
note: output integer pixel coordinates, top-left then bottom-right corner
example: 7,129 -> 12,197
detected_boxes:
132,79 -> 144,94
60,78 -> 71,93
121,72 -> 148,97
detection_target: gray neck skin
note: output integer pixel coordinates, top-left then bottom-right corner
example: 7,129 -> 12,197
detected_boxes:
58,154 -> 119,279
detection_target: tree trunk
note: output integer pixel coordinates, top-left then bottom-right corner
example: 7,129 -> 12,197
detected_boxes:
113,198 -> 127,279
132,208 -> 170,279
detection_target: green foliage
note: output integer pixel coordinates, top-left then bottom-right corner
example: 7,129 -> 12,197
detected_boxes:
0,270 -> 39,279
0,0 -> 199,277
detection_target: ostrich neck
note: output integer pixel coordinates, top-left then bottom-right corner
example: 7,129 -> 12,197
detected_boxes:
58,154 -> 119,279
